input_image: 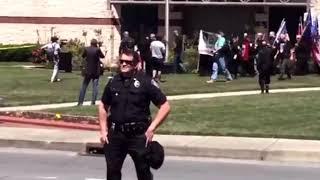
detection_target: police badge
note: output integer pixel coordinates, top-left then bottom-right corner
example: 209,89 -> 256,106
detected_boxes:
134,78 -> 140,88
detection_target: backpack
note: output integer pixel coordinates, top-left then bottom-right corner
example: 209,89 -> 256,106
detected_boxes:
46,43 -> 56,61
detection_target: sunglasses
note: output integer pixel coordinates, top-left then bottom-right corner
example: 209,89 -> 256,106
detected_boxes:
119,59 -> 134,65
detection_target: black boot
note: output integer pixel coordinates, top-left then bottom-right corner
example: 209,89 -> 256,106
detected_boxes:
265,84 -> 269,94
259,81 -> 265,94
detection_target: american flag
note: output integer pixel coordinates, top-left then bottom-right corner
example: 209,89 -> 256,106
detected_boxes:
273,19 -> 287,46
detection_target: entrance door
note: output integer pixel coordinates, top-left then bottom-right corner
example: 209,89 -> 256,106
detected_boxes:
121,5 -> 158,43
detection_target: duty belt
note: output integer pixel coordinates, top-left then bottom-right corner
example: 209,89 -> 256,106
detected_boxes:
111,122 -> 148,135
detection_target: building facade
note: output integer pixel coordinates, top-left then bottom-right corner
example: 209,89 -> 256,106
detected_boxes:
0,0 -> 319,62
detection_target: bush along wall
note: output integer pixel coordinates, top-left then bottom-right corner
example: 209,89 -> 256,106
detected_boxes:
183,48 -> 199,73
0,44 -> 37,62
165,48 -> 199,73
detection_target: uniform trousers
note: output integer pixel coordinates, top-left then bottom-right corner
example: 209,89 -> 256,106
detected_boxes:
103,129 -> 152,180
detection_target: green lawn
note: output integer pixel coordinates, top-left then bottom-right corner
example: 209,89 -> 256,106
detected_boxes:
0,62 -> 320,106
47,91 -> 320,140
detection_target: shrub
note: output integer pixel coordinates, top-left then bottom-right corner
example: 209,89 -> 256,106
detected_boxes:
0,45 -> 37,62
31,48 -> 47,64
166,48 -> 199,73
183,48 -> 199,73
0,44 -> 35,48
63,38 -> 85,70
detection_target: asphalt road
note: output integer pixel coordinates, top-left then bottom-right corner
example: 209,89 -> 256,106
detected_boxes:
1,148 -> 320,180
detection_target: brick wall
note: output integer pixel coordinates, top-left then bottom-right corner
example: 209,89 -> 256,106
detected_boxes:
0,0 -> 121,63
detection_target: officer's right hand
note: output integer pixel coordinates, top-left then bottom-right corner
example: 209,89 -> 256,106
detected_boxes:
100,132 -> 109,144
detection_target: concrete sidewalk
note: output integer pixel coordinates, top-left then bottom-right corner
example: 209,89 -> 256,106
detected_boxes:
1,87 -> 320,111
1,126 -> 320,163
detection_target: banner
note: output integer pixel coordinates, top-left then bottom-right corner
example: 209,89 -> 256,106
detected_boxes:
198,30 -> 217,56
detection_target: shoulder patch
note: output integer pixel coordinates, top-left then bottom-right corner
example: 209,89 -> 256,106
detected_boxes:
151,79 -> 160,88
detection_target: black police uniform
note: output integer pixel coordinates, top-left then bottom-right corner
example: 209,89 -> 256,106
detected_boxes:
101,71 -> 167,180
257,45 -> 273,93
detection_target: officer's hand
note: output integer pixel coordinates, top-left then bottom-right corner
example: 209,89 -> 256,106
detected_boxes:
145,128 -> 154,142
100,132 -> 109,144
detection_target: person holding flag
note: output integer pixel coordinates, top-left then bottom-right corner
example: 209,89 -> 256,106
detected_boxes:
293,16 -> 310,75
273,19 -> 294,80
274,33 -> 293,80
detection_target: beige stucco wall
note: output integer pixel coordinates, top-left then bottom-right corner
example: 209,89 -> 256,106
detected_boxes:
0,0 -> 121,63
0,0 -> 111,18
310,0 -> 320,13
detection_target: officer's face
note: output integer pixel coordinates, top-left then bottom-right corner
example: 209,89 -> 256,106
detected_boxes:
119,54 -> 136,74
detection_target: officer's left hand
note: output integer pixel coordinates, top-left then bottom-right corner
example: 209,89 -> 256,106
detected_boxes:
145,128 -> 154,142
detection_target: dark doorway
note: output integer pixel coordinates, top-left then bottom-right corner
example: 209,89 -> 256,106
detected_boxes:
121,5 -> 158,43
269,6 -> 306,44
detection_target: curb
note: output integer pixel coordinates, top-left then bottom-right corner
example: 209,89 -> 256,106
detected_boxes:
0,115 -> 99,131
2,140 -> 320,163
0,139 -> 86,152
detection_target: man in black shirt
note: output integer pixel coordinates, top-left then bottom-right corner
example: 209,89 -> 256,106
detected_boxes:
98,49 -> 171,180
77,39 -> 105,106
173,30 -> 186,73
119,31 -> 135,55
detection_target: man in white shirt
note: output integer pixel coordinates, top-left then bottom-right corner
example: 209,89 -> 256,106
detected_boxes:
41,36 -> 61,83
150,35 -> 166,82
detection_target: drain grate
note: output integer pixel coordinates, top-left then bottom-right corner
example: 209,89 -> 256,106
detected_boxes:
82,143 -> 104,156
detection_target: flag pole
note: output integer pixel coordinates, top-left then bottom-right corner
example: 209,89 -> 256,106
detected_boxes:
165,0 -> 169,62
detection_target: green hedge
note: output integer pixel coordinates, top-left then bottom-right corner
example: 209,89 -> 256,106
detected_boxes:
0,44 -> 35,48
183,48 -> 199,73
0,45 -> 37,62
167,48 -> 199,73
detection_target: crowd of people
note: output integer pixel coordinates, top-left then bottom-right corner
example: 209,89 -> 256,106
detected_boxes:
202,29 -> 316,93
120,30 -> 186,82
41,27 -> 318,102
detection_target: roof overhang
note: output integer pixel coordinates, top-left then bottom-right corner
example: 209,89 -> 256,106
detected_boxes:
110,0 -> 307,6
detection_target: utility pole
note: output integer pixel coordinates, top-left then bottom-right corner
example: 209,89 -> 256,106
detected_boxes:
165,0 -> 169,62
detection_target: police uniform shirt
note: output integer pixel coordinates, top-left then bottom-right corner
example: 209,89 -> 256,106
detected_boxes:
101,72 -> 167,124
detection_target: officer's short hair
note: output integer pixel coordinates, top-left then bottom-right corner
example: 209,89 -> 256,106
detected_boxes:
120,49 -> 140,65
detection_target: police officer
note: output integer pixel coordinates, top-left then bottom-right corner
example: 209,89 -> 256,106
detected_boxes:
98,49 -> 171,180
257,40 -> 273,94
